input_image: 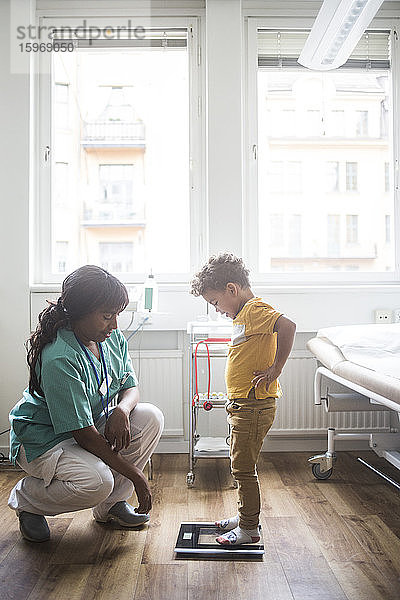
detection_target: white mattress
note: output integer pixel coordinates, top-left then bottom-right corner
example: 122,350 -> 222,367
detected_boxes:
317,324 -> 400,380
307,324 -> 400,407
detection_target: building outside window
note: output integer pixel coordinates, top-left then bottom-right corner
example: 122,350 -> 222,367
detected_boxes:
54,83 -> 69,130
385,162 -> 390,193
54,162 -> 68,208
99,241 -> 134,273
269,214 -> 284,246
328,110 -> 345,136
327,215 -> 341,256
326,161 -> 339,192
55,241 -> 69,274
355,110 -> 368,136
385,215 -> 391,243
40,24 -> 195,283
346,162 -> 358,192
288,214 -> 302,256
255,28 -> 393,275
346,215 -> 359,244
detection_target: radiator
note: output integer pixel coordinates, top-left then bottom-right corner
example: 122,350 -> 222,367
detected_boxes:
129,350 -> 184,437
274,354 -> 391,433
126,351 -> 390,441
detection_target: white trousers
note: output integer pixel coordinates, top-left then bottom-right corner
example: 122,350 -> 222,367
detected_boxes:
8,403 -> 164,520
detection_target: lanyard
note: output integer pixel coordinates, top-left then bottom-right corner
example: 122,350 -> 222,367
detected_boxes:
75,335 -> 110,420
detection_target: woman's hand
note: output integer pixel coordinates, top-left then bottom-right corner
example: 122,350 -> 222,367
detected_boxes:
104,405 -> 130,452
252,364 -> 281,393
132,470 -> 152,513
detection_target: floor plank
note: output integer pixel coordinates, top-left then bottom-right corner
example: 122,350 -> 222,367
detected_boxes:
265,516 -> 347,600
134,564 -> 188,600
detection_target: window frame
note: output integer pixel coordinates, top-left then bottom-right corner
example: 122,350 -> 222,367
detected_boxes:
244,16 -> 400,284
34,15 -> 205,285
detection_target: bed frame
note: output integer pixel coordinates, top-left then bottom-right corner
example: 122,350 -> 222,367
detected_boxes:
308,365 -> 400,489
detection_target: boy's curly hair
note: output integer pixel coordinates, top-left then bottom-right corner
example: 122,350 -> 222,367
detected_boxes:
190,253 -> 250,296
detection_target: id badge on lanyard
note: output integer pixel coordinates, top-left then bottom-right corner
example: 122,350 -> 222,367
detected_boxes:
75,335 -> 112,419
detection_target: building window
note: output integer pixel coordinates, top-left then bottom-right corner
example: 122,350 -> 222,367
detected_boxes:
254,28 -> 395,275
268,161 -> 302,193
326,162 -> 339,193
327,215 -> 341,257
385,215 -> 391,243
328,110 -> 345,136
346,162 -> 358,192
305,110 -> 322,136
39,24 -> 196,282
355,110 -> 368,136
54,83 -> 69,130
54,162 -> 69,208
288,214 -> 302,256
99,242 -> 134,273
269,214 -> 284,246
274,110 -> 296,136
385,162 -> 390,193
346,215 -> 358,244
55,241 -> 69,274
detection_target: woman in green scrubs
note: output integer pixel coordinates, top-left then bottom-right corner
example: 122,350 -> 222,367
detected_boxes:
8,265 -> 164,542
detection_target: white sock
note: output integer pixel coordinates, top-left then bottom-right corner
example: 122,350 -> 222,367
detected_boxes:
215,515 -> 239,531
216,525 -> 260,545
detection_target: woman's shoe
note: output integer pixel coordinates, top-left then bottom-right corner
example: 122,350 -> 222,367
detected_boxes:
18,511 -> 50,542
96,501 -> 150,527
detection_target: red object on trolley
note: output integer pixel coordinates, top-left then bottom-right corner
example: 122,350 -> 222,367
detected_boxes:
192,338 -> 230,409
193,340 -> 211,407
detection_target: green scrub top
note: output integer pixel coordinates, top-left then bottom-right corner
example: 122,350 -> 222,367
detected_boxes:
9,328 -> 136,465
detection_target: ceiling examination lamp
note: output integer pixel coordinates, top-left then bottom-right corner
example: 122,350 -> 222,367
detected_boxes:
298,0 -> 384,71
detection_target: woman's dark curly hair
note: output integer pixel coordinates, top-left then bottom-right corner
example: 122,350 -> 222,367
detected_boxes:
27,265 -> 128,397
190,253 -> 250,297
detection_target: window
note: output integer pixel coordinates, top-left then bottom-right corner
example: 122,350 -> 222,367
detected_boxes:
54,162 -> 68,208
346,215 -> 358,244
326,162 -> 339,193
82,164 -> 138,223
269,214 -> 284,246
328,110 -> 345,137
274,110 -> 296,136
305,110 -> 322,136
327,215 -> 341,256
385,215 -> 391,243
37,20 -> 202,283
54,83 -> 69,130
268,161 -> 302,193
288,214 -> 302,256
251,27 -> 395,276
385,162 -> 390,193
355,110 -> 368,136
54,241 -> 69,274
99,242 -> 133,273
346,162 -> 358,192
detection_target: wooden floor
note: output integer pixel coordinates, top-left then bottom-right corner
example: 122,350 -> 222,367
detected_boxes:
0,451 -> 400,600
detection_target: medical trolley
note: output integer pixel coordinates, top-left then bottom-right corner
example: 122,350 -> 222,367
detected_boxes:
186,321 -> 234,487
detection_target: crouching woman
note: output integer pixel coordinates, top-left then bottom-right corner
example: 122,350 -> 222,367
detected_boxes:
8,265 -> 164,542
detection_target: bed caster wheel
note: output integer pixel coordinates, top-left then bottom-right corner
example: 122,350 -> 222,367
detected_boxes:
312,463 -> 333,480
186,472 -> 195,487
225,435 -> 231,446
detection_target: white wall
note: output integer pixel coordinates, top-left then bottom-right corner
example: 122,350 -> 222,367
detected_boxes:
0,0 -> 32,446
1,0 -> 400,454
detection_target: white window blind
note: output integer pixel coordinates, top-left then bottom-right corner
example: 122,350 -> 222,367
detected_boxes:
258,30 -> 390,70
51,28 -> 187,48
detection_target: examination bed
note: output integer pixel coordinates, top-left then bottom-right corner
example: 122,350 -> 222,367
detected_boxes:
306,324 -> 400,488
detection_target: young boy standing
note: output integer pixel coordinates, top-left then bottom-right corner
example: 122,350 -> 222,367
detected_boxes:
190,253 -> 296,545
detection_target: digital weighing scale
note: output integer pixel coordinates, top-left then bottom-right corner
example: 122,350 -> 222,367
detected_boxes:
174,523 -> 264,558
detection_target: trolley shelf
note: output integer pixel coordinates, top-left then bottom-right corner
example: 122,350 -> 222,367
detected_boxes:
187,321 -> 233,487
194,437 -> 230,458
